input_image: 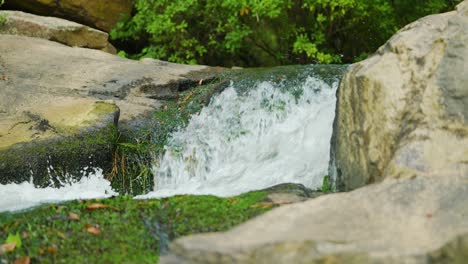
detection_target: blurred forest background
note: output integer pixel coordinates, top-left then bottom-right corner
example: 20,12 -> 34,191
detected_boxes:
111,0 -> 461,67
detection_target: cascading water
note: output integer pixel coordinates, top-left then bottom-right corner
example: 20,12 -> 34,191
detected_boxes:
139,65 -> 345,198
0,169 -> 116,212
0,65 -> 345,212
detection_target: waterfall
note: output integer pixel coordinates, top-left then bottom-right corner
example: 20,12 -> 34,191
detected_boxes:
0,65 -> 345,212
139,65 -> 344,198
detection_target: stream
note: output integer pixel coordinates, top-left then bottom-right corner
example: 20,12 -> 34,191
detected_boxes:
0,65 -> 346,212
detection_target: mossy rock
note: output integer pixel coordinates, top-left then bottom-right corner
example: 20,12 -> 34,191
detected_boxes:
0,100 -> 119,187
0,191 -> 276,263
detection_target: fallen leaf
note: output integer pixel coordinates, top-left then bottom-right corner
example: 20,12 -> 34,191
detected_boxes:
13,256 -> 30,264
6,232 -> 22,248
0,242 -> 16,254
85,226 -> 101,235
47,247 -> 58,254
21,231 -> 29,239
55,205 -> 67,213
85,203 -> 119,211
249,202 -> 275,209
57,231 -> 67,239
68,212 -> 80,220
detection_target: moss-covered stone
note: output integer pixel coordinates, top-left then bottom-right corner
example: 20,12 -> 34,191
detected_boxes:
0,191 -> 275,263
0,124 -> 118,187
0,99 -> 119,186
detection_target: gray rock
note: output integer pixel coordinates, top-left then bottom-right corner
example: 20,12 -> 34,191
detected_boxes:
0,34 -> 220,185
330,0 -> 468,190
2,0 -> 133,32
0,10 -> 116,53
161,175 -> 468,263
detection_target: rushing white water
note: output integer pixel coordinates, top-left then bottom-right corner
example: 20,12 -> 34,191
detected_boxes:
0,169 -> 116,212
139,75 -> 339,198
0,66 -> 343,212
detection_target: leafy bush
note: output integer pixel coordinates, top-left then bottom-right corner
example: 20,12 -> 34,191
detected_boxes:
0,0 -> 7,27
111,0 -> 460,67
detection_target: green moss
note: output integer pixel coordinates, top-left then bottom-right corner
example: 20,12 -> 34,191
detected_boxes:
0,191 -> 275,263
150,77 -> 230,155
90,102 -> 120,117
0,124 -> 118,187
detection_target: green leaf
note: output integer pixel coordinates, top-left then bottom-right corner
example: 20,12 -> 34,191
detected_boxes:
6,232 -> 22,248
321,175 -> 331,193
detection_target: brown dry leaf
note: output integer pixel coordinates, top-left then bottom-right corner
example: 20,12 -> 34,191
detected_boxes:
85,203 -> 119,211
68,212 -> 80,220
21,231 -> 29,239
250,202 -> 275,209
0,242 -> 16,254
85,226 -> 101,235
13,256 -> 30,264
47,247 -> 58,254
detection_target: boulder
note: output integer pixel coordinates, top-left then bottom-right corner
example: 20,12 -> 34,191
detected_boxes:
2,0 -> 133,32
160,2 -> 468,263
0,34 -> 220,186
330,0 -> 468,190
161,175 -> 468,263
0,11 -> 116,53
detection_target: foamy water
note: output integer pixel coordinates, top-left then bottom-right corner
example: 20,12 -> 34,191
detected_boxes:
0,169 -> 116,212
0,66 -> 344,211
138,76 -> 338,199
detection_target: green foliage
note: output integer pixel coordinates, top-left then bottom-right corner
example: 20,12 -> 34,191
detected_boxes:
108,134 -> 154,195
0,0 -> 7,27
116,50 -> 127,58
5,232 -> 22,248
111,0 -> 460,66
0,192 -> 274,263
321,175 -> 331,193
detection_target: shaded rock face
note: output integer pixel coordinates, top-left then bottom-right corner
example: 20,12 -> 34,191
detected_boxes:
0,11 -> 116,53
330,1 -> 468,191
3,0 -> 133,32
0,34 -> 219,186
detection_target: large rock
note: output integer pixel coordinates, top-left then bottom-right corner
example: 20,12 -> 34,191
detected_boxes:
0,11 -> 116,53
161,175 -> 468,263
160,2 -> 468,263
330,0 -> 468,190
0,34 -> 219,186
2,0 -> 133,32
